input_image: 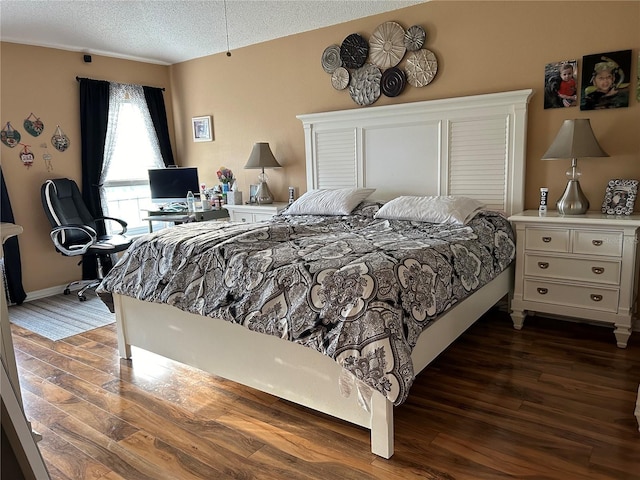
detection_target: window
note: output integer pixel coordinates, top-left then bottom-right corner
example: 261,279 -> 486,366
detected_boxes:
100,83 -> 164,235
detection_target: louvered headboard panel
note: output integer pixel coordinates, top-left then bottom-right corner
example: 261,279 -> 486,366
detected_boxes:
298,89 -> 533,216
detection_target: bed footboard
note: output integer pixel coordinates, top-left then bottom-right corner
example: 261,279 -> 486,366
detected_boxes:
112,293 -> 396,458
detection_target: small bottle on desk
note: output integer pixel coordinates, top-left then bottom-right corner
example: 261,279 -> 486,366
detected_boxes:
186,191 -> 195,212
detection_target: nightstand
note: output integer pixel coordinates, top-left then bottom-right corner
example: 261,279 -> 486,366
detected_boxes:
225,202 -> 288,223
508,210 -> 640,348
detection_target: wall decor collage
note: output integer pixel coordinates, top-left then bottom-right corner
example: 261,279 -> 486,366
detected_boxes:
321,21 -> 436,107
1,113 -> 68,170
544,49 -> 635,110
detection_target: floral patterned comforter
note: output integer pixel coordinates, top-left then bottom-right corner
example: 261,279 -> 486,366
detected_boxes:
97,202 -> 515,405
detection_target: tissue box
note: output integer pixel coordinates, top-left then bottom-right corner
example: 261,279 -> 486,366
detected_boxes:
226,190 -> 242,205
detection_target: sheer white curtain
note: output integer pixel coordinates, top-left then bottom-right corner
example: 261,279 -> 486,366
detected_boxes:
100,82 -> 165,234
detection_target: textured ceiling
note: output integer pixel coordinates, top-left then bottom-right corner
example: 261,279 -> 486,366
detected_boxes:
0,0 -> 427,65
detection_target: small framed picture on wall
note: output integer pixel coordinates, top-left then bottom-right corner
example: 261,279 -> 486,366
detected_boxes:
192,115 -> 213,142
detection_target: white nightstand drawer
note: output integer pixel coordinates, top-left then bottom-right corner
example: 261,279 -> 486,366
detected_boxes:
525,228 -> 570,253
253,212 -> 275,222
573,230 -> 623,257
524,254 -> 621,285
523,280 -> 619,313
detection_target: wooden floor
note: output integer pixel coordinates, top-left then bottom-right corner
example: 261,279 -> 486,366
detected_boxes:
11,308 -> 640,480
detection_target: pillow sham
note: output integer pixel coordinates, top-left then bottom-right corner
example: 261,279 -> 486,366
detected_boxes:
374,195 -> 485,225
284,188 -> 376,216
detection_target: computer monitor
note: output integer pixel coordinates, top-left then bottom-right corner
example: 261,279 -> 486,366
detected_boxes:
148,167 -> 200,205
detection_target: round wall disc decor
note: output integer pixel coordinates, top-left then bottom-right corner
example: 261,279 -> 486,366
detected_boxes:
321,44 -> 342,73
404,25 -> 426,51
340,33 -> 369,69
369,21 -> 406,70
381,67 -> 406,97
331,67 -> 350,90
349,64 -> 381,106
405,49 -> 438,87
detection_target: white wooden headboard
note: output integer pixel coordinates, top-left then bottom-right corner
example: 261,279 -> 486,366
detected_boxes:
297,89 -> 533,216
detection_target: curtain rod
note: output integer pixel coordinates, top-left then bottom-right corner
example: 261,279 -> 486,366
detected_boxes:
75,76 -> 165,91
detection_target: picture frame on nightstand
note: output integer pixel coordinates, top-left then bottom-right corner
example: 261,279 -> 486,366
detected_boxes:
601,178 -> 638,215
249,184 -> 259,203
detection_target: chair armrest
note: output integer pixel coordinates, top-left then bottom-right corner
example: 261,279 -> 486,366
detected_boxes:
50,225 -> 97,256
95,216 -> 128,235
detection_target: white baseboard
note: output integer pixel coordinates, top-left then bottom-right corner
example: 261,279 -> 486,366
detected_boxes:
23,282 -> 94,302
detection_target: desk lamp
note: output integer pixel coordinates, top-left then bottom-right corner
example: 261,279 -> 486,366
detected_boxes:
542,118 -> 608,215
244,142 -> 282,204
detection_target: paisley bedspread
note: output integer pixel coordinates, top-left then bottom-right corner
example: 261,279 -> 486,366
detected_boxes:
97,202 -> 515,405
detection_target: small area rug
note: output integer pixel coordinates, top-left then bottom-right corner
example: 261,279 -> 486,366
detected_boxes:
8,292 -> 115,341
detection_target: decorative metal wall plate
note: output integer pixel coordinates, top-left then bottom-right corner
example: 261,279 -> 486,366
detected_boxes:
405,49 -> 438,87
381,67 -> 406,97
51,125 -> 70,152
19,144 -> 34,167
1,122 -> 21,147
404,25 -> 426,51
23,113 -> 44,137
321,45 -> 342,73
340,33 -> 369,69
349,64 -> 381,106
369,21 -> 406,70
331,67 -> 350,90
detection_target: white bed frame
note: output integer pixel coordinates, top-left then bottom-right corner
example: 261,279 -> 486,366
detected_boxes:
113,89 -> 533,458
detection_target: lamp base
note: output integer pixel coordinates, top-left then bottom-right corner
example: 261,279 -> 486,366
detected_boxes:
255,181 -> 274,204
556,179 -> 589,215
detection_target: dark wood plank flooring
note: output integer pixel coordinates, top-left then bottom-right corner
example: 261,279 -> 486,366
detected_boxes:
11,309 -> 640,479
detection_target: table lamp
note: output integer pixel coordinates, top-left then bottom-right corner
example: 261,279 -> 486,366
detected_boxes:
542,118 -> 608,215
244,142 -> 282,204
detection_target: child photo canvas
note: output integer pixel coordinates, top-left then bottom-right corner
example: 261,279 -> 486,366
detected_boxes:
544,59 -> 578,109
580,49 -> 631,110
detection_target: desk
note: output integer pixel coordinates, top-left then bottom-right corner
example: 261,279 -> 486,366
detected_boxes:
142,207 -> 228,232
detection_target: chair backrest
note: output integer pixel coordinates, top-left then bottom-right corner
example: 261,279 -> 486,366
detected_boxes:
41,178 -> 98,246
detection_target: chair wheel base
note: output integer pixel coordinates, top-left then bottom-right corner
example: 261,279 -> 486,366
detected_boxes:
63,288 -> 71,295
78,296 -> 87,302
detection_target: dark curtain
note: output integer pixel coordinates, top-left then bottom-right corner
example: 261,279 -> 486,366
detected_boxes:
143,86 -> 175,167
0,167 -> 27,305
79,78 -> 110,279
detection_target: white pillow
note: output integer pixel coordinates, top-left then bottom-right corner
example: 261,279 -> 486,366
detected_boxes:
374,195 -> 485,225
284,188 -> 376,215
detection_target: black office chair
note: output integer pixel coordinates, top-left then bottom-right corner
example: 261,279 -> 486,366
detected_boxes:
41,178 -> 132,301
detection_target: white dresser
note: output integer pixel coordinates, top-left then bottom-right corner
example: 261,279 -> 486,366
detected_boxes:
508,211 -> 640,348
224,202 -> 288,223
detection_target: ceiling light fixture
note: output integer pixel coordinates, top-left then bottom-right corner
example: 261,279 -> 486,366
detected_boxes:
223,0 -> 231,57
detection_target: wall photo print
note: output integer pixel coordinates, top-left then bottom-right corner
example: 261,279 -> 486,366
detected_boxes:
580,49 -> 631,110
544,59 -> 578,109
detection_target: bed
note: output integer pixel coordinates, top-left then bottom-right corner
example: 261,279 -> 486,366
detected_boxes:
98,89 -> 533,458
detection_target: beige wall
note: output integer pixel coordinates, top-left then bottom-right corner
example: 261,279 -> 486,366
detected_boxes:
0,44 -> 173,292
1,1 -> 638,295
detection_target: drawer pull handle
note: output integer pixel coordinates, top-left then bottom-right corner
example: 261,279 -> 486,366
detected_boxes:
592,240 -> 603,246
542,236 -> 552,243
592,267 -> 604,275
590,294 -> 603,302
537,287 -> 548,295
537,262 -> 549,269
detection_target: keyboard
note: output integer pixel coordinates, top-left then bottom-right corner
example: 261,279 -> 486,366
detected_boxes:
160,202 -> 187,212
